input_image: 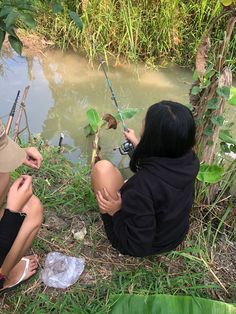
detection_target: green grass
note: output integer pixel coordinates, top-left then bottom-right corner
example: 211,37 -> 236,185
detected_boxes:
2,139 -> 235,313
31,0 -> 236,70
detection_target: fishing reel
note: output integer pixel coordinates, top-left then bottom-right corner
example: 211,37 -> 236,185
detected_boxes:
114,140 -> 134,156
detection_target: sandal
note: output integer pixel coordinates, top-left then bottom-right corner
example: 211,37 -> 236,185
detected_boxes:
0,257 -> 37,294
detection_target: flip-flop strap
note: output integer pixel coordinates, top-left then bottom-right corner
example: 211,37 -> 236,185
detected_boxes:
8,257 -> 29,288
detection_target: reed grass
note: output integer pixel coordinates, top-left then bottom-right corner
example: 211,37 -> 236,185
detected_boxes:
33,0 -> 236,69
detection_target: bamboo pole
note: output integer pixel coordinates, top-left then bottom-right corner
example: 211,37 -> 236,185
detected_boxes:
13,86 -> 30,141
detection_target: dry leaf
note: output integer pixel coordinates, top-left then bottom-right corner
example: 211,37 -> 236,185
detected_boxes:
102,113 -> 117,129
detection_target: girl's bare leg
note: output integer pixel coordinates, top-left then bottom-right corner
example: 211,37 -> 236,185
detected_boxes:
0,195 -> 43,286
91,160 -> 124,208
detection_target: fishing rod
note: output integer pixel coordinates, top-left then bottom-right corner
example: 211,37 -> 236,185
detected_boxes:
99,59 -> 134,155
13,85 -> 30,141
5,90 -> 20,135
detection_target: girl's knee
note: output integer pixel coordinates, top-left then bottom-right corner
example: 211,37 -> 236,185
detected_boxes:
22,195 -> 43,228
92,160 -> 114,175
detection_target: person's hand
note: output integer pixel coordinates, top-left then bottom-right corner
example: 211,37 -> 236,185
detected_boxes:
124,128 -> 139,147
96,188 -> 122,216
6,175 -> 33,212
24,147 -> 43,169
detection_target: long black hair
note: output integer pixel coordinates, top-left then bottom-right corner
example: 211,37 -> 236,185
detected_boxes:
130,101 -> 196,172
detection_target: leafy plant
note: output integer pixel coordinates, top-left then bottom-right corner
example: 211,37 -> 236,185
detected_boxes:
86,108 -> 102,133
84,107 -> 140,165
228,86 -> 236,106
115,108 -> 141,121
111,294 -> 236,314
84,107 -> 140,136
0,0 -> 83,54
0,0 -> 36,54
197,164 -> 224,184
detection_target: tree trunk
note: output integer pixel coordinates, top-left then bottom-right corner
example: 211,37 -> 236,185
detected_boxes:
190,7 -> 236,202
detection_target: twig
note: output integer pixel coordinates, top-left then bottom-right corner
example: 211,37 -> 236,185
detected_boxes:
200,255 -> 229,295
50,179 -> 72,196
12,296 -> 21,314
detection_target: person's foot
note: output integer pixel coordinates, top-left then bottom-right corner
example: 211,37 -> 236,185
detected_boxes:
1,255 -> 38,290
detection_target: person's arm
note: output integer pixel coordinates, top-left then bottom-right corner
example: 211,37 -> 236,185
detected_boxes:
0,173 -> 10,208
112,189 -> 156,257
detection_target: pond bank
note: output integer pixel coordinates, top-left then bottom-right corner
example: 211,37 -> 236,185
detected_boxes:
33,0 -> 236,70
2,140 -> 235,313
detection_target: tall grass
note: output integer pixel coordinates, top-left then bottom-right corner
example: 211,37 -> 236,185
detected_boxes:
32,0 -> 236,68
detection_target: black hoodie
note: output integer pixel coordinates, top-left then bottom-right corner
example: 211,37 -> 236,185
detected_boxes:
101,150 -> 200,257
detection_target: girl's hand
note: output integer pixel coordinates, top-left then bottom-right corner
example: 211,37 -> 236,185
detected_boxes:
6,175 -> 33,212
124,128 -> 139,147
96,188 -> 122,216
24,147 -> 43,169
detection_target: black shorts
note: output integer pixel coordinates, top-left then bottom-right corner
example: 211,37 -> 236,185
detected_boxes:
0,209 -> 26,267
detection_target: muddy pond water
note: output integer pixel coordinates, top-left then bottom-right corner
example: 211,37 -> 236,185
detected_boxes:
0,50 -> 235,169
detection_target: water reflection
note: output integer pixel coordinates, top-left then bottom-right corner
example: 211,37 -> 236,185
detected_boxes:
41,51 -> 195,162
0,50 -> 194,164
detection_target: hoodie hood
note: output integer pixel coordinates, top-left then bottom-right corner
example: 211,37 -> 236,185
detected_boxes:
139,150 -> 200,189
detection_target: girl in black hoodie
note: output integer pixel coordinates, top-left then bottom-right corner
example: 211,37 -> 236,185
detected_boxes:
91,101 -> 199,257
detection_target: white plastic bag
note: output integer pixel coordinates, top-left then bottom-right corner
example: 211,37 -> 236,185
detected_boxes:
41,252 -> 85,289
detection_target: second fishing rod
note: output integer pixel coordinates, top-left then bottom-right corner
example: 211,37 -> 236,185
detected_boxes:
99,59 -> 134,156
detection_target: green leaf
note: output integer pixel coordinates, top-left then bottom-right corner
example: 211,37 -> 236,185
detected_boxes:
202,78 -> 211,88
193,70 -> 199,81
18,13 -> 36,28
8,35 -> 22,55
115,108 -> 141,121
221,0 -> 233,6
228,86 -> 236,106
197,164 -> 224,184
191,86 -> 202,95
86,108 -> 102,133
5,10 -> 18,30
216,86 -> 230,99
52,3 -> 64,14
84,124 -> 95,137
0,29 -> 6,50
219,130 -> 236,145
228,96 -> 236,106
203,127 -> 214,136
220,142 -> 231,153
204,65 -> 215,79
211,115 -> 224,126
111,294 -> 236,314
69,11 -> 83,30
207,140 -> 214,146
0,7 -> 12,18
207,98 -> 219,110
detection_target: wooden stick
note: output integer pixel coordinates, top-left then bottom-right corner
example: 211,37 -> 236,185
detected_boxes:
13,86 -> 30,141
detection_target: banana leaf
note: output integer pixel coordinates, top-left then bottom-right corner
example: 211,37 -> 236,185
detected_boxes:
111,294 -> 236,314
